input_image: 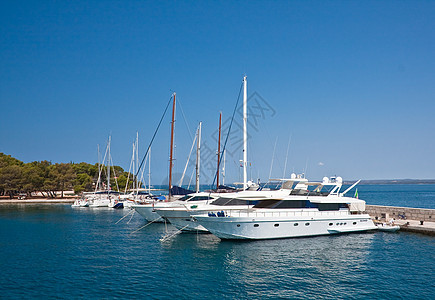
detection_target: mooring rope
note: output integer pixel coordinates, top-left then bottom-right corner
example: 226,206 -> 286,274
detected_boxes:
129,217 -> 162,235
115,209 -> 135,224
159,225 -> 189,242
126,210 -> 135,224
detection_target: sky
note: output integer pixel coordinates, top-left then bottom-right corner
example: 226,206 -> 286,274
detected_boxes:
1,0 -> 434,184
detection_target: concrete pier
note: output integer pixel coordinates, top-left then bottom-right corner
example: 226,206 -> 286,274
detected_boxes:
366,205 -> 435,236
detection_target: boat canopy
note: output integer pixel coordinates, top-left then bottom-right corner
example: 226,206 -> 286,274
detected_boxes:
170,186 -> 195,196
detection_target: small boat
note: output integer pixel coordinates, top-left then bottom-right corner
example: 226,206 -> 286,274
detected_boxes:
376,223 -> 400,232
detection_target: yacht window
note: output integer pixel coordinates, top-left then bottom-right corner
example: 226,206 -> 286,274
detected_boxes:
344,222 -> 347,225
211,197 -> 254,206
336,223 -> 340,226
178,195 -> 192,201
237,224 -> 241,227
290,189 -> 309,196
254,224 -> 259,227
188,196 -> 213,201
273,200 -> 307,209
329,223 -> 333,226
318,203 -> 340,211
305,223 -> 310,226
294,223 -> 299,226
274,224 -> 279,227
353,222 -> 357,225
253,200 -> 281,208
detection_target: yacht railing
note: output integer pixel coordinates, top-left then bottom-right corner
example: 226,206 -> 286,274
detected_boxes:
218,208 -> 350,219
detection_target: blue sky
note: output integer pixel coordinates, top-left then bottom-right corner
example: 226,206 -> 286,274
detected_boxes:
1,0 -> 434,184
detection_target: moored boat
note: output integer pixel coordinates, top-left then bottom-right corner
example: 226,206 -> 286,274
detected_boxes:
194,176 -> 377,239
376,223 -> 400,232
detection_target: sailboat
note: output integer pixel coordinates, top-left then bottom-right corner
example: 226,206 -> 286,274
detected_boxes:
133,93 -> 178,222
89,136 -> 121,207
155,76 -> 293,231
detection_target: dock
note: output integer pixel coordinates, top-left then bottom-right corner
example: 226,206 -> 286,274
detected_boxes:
366,205 -> 435,236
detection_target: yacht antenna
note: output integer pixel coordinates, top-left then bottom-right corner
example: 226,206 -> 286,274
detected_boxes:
268,136 -> 278,180
283,135 -> 292,179
341,179 -> 361,196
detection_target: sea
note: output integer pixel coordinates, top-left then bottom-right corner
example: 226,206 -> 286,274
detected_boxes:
0,184 -> 434,299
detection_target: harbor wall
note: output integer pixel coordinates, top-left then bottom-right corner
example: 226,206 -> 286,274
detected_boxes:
366,205 -> 434,222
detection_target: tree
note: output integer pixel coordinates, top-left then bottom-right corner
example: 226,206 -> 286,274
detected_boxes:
51,163 -> 76,198
0,165 -> 23,198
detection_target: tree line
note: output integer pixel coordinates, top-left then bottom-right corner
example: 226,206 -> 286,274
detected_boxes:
0,153 -> 139,199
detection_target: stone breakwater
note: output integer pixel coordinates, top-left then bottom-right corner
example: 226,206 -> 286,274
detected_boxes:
366,205 -> 435,236
366,205 -> 433,222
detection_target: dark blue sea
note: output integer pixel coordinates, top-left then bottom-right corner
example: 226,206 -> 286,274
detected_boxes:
0,185 -> 434,299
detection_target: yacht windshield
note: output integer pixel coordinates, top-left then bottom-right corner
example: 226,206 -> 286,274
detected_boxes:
260,181 -> 283,190
211,197 -> 257,206
187,196 -> 214,202
178,195 -> 192,201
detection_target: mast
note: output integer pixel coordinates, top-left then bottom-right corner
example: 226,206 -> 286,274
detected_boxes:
222,149 -> 226,186
217,112 -> 222,189
195,122 -> 202,193
148,147 -> 151,194
97,144 -> 101,191
243,76 -> 248,190
168,93 -> 176,199
136,132 -> 139,194
107,136 -> 111,193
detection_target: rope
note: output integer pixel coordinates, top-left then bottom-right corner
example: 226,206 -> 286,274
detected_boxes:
115,209 -> 135,224
159,225 -> 189,242
135,96 -> 173,178
127,209 -> 135,224
129,217 -> 162,235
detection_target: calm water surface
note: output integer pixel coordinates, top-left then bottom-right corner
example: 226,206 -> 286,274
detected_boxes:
0,185 -> 434,299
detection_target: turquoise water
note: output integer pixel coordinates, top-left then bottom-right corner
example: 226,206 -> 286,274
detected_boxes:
0,185 -> 434,299
357,184 -> 435,209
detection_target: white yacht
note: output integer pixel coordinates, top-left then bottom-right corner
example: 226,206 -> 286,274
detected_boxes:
155,181 -> 295,232
193,176 -> 377,240
89,190 -> 120,207
132,192 -> 217,223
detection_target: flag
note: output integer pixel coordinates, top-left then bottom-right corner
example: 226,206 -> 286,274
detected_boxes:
354,188 -> 358,199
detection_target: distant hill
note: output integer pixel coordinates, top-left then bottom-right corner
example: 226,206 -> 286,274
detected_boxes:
344,179 -> 435,185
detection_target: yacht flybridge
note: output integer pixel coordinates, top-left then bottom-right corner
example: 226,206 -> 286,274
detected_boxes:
193,176 -> 376,239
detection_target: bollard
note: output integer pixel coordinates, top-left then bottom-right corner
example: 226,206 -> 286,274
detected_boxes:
420,220 -> 424,225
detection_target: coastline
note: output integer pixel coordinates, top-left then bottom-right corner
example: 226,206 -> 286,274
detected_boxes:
0,198 -> 76,204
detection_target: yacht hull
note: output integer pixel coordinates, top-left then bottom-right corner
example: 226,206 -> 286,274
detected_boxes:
195,214 -> 376,240
157,209 -> 207,232
132,204 -> 164,223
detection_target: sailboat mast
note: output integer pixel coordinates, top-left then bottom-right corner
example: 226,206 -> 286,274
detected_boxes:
136,132 -> 139,194
217,112 -> 222,189
148,147 -> 151,194
107,136 -> 111,193
195,122 -> 202,193
168,93 -> 176,199
243,76 -> 248,190
97,144 -> 101,191
222,149 -> 226,186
